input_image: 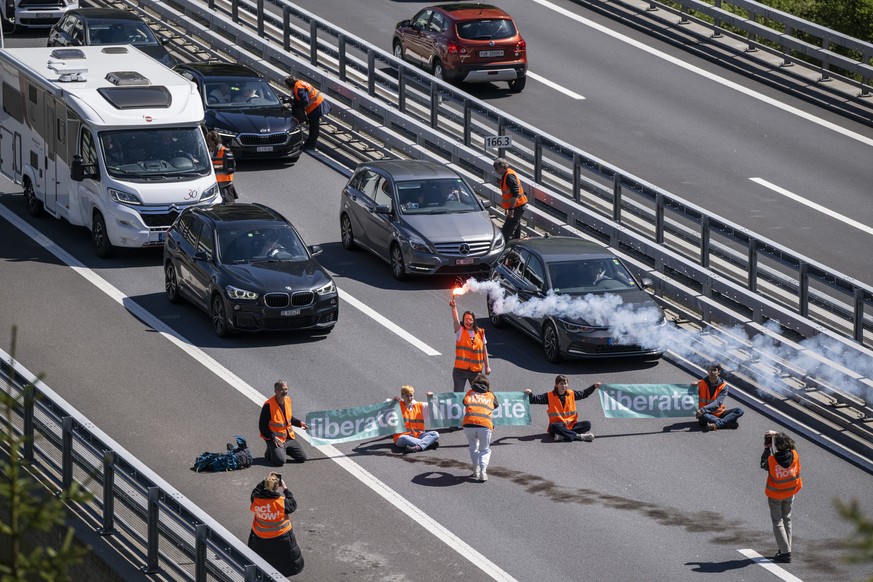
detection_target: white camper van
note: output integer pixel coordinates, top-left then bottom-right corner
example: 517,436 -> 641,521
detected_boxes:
0,46 -> 219,257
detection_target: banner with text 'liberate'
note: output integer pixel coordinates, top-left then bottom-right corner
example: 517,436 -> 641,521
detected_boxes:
306,401 -> 402,446
427,392 -> 531,429
599,384 -> 698,418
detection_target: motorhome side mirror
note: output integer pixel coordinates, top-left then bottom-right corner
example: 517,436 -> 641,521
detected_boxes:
309,244 -> 323,256
70,156 -> 85,182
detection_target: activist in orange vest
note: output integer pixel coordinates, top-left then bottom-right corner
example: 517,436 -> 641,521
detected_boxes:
248,472 -> 304,576
283,74 -> 331,150
206,131 -> 237,204
462,375 -> 499,482
451,295 -> 491,394
696,363 -> 744,432
259,381 -> 309,467
494,157 -> 528,240
761,431 -> 803,564
525,375 -> 601,442
392,385 -> 440,453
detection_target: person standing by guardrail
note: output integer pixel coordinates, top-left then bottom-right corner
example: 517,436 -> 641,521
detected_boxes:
283,74 -> 331,151
493,157 -> 527,240
695,363 -> 744,432
248,471 -> 305,576
206,131 -> 237,204
761,430 -> 802,564
260,381 -> 309,466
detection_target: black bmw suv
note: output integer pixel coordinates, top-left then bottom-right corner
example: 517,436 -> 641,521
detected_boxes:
174,62 -> 304,160
163,203 -> 338,337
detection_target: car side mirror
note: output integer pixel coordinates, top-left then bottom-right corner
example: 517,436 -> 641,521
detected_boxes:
373,205 -> 391,214
641,276 -> 654,291
309,244 -> 323,256
480,199 -> 491,209
399,19 -> 411,28
193,251 -> 209,262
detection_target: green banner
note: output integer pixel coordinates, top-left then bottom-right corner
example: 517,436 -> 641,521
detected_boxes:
599,384 -> 698,418
306,401 -> 402,445
427,392 -> 531,429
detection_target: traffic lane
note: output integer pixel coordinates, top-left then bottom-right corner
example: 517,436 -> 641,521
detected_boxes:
0,210 -> 499,582
288,0 -> 873,284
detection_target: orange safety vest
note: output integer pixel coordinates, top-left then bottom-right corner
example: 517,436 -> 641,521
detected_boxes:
212,145 -> 233,183
500,168 -> 528,210
293,80 -> 324,115
463,390 -> 497,430
394,401 -> 425,443
698,378 -> 726,417
766,450 -> 802,499
546,390 -> 577,430
250,496 -> 292,539
261,397 -> 296,443
454,328 -> 485,372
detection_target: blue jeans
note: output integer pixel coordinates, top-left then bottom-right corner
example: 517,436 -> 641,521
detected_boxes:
396,431 -> 439,450
549,421 -> 591,440
699,407 -> 744,428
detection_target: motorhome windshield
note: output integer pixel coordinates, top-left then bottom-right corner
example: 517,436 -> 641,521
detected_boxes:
101,128 -> 211,180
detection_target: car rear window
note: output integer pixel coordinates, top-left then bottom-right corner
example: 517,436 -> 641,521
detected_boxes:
457,19 -> 516,41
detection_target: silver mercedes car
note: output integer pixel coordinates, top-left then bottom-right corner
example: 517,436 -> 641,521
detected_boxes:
339,160 -> 505,279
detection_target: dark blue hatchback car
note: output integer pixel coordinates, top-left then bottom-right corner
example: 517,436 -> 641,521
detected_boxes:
174,62 -> 304,160
163,203 -> 338,337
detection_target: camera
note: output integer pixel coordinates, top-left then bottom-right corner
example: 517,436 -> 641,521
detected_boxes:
272,472 -> 282,482
764,435 -> 773,446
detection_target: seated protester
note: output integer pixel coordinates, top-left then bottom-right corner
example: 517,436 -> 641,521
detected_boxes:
248,472 -> 304,577
696,362 -> 744,432
525,375 -> 601,442
391,385 -> 439,453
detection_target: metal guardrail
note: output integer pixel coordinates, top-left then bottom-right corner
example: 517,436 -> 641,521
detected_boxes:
0,349 -> 285,582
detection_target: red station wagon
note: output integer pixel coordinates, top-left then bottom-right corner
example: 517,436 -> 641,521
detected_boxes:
393,3 -> 527,92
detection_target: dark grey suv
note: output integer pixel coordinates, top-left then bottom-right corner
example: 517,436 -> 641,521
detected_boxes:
339,160 -> 504,279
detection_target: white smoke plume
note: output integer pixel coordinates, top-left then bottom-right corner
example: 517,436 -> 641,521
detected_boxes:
454,278 -> 873,402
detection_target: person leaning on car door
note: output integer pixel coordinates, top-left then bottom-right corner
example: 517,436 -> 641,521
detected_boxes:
283,74 -> 331,151
206,131 -> 237,204
494,157 -> 527,240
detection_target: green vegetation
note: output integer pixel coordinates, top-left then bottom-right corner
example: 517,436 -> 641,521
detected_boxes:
835,498 -> 873,582
0,327 -> 89,582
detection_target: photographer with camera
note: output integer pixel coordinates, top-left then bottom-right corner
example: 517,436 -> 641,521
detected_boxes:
761,430 -> 803,564
248,471 -> 304,576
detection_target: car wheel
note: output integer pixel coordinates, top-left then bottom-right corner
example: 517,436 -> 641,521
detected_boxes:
542,321 -> 563,363
165,262 -> 183,304
211,293 -> 231,337
23,179 -> 43,218
487,298 -> 504,328
393,42 -> 405,61
340,213 -> 357,250
390,244 -> 406,281
432,60 -> 444,81
508,76 -> 526,93
92,212 -> 114,258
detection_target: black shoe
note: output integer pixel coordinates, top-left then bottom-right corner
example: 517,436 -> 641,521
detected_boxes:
772,551 -> 791,563
725,421 -> 739,430
428,441 -> 440,450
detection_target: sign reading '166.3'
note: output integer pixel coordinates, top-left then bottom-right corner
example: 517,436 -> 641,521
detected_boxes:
484,135 -> 512,150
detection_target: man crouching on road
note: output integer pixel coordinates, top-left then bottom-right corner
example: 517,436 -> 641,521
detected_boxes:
260,380 -> 308,466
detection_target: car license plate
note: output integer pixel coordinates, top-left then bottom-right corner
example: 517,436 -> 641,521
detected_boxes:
608,336 -> 627,346
37,12 -> 54,17
456,258 -> 476,265
479,50 -> 504,58
281,309 -> 300,317
256,146 -> 274,153
148,230 -> 165,243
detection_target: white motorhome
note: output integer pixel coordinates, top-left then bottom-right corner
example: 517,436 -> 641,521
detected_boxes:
0,46 -> 219,257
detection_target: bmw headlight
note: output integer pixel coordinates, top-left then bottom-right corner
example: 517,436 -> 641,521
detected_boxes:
108,188 -> 142,206
315,280 -> 336,296
560,319 -> 597,334
200,183 -> 219,203
408,236 -> 433,254
225,285 -> 259,300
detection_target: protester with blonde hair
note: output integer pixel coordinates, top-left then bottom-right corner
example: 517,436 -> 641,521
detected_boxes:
248,472 -> 304,576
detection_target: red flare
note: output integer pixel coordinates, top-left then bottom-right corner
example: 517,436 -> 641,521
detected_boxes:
452,287 -> 466,296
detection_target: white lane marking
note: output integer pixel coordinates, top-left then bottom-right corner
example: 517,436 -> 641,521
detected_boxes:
527,71 -> 585,100
750,177 -> 873,236
339,289 -> 440,355
737,549 -> 804,582
0,205 -> 518,580
531,0 -> 873,148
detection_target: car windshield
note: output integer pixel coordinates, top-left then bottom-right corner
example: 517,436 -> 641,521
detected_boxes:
88,21 -> 159,46
100,128 -> 211,180
548,259 -> 638,294
204,79 -> 281,108
456,18 -> 517,41
397,178 -> 481,215
218,225 -> 308,264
